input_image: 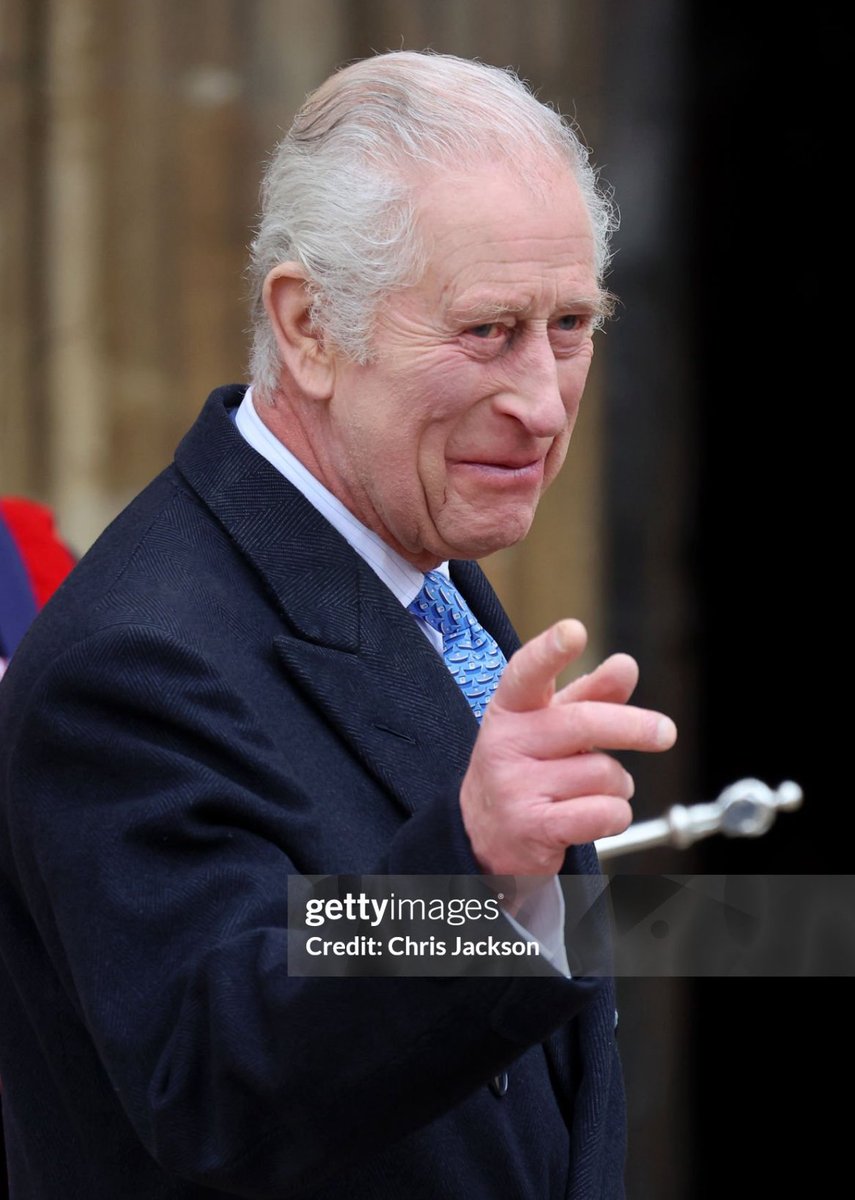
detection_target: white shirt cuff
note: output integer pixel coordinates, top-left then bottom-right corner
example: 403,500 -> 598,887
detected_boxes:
502,877 -> 571,977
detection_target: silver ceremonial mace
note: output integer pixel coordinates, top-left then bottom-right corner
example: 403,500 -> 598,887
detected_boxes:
594,778 -> 803,860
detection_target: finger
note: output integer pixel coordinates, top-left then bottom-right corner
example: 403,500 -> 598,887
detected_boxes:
507,700 -> 677,757
539,794 -> 633,849
555,653 -> 639,707
535,752 -> 635,802
495,619 -> 587,714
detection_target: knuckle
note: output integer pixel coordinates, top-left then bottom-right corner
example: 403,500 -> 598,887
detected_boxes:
640,709 -> 664,745
538,803 -> 564,851
566,701 -> 595,746
597,754 -> 629,794
609,798 -> 633,836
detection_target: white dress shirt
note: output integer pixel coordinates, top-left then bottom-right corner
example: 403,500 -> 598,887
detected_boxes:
234,388 -> 570,975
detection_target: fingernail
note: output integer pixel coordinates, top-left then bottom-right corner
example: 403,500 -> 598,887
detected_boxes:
554,619 -> 583,654
655,717 -> 677,748
554,621 -> 571,653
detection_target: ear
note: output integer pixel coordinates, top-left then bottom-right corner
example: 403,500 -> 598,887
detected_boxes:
262,263 -> 335,401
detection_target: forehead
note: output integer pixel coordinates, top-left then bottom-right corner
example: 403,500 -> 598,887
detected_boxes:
410,163 -> 599,316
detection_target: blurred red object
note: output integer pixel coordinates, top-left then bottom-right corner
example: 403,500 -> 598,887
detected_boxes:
0,496 -> 76,609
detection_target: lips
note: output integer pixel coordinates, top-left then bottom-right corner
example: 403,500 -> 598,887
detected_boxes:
450,458 -> 546,488
466,457 -> 539,470
454,451 -> 545,470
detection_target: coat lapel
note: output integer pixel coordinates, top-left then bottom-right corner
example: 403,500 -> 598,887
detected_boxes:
174,386 -> 480,817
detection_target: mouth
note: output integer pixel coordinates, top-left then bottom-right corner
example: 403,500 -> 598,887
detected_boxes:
450,458 -> 545,487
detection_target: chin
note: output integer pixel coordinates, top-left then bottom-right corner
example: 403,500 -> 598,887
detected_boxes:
442,516 -> 535,561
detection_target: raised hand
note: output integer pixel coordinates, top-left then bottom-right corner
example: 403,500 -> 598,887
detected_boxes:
460,619 -> 677,877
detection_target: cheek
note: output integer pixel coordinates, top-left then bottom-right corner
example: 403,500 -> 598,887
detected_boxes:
561,343 -> 594,396
410,360 -> 485,471
557,353 -> 593,425
542,427 -> 573,488
356,382 -> 450,499
416,354 -> 484,414
543,357 -> 591,476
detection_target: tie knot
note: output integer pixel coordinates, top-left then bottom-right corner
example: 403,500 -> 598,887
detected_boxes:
409,571 -> 469,640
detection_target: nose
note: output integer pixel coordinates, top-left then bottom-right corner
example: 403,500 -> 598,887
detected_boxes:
492,331 -> 568,439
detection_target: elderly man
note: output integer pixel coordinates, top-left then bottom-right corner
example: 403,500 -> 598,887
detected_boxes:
0,52 -> 675,1199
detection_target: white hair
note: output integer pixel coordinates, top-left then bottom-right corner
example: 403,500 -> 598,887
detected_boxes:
248,50 -> 617,401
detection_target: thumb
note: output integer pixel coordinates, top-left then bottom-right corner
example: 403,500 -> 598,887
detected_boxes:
495,619 -> 587,713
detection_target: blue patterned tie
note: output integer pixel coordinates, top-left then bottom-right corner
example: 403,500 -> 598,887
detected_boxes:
408,571 -> 507,722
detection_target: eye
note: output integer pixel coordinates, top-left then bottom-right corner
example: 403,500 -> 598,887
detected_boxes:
549,313 -> 594,350
467,323 -> 506,340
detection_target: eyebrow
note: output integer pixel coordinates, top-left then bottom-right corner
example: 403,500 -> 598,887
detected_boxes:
447,290 -> 616,323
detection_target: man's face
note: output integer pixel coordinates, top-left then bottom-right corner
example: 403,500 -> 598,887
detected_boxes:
318,163 -> 603,568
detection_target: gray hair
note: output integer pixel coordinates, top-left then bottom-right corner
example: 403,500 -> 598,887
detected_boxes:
249,51 -> 617,401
